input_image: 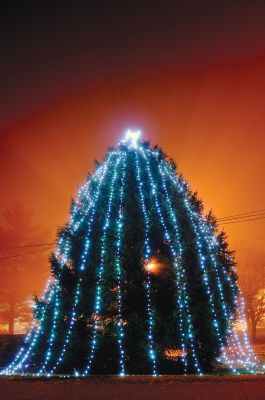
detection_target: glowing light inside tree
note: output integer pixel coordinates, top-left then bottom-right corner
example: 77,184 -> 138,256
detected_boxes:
144,258 -> 164,275
145,260 -> 158,274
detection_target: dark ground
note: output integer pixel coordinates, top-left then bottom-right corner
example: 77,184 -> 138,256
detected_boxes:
0,332 -> 265,400
0,376 -> 265,400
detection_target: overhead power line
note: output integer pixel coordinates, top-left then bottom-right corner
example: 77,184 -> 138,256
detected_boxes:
0,243 -> 55,250
217,212 -> 265,223
0,246 -> 53,261
219,215 -> 265,225
217,208 -> 265,221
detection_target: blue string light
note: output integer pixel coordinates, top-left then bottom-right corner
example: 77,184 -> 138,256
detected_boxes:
47,153 -> 114,375
141,148 -> 201,374
135,150 -> 157,376
161,161 -> 259,373
114,152 -> 127,376
161,161 -> 238,373
81,153 -> 122,376
3,155 -> 112,376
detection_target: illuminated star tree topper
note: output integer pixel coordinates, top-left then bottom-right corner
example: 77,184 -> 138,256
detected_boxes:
121,129 -> 141,148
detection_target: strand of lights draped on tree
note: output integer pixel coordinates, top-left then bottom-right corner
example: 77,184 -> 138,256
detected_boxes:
2,130 -> 263,377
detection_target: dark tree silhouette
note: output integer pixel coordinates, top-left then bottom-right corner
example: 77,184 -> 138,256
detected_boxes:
0,203 -> 50,334
245,289 -> 265,342
239,254 -> 265,342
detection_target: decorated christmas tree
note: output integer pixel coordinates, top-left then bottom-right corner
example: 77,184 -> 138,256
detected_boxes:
3,131 -> 258,376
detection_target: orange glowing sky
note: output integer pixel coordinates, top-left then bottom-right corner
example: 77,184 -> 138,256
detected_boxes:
0,1 -> 265,279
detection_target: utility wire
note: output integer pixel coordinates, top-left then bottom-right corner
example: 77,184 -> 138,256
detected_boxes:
217,208 -> 265,221
0,246 -> 53,261
219,215 -> 265,225
0,243 -> 55,250
217,212 -> 265,223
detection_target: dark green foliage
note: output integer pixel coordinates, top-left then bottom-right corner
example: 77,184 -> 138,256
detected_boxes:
30,142 -> 238,375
